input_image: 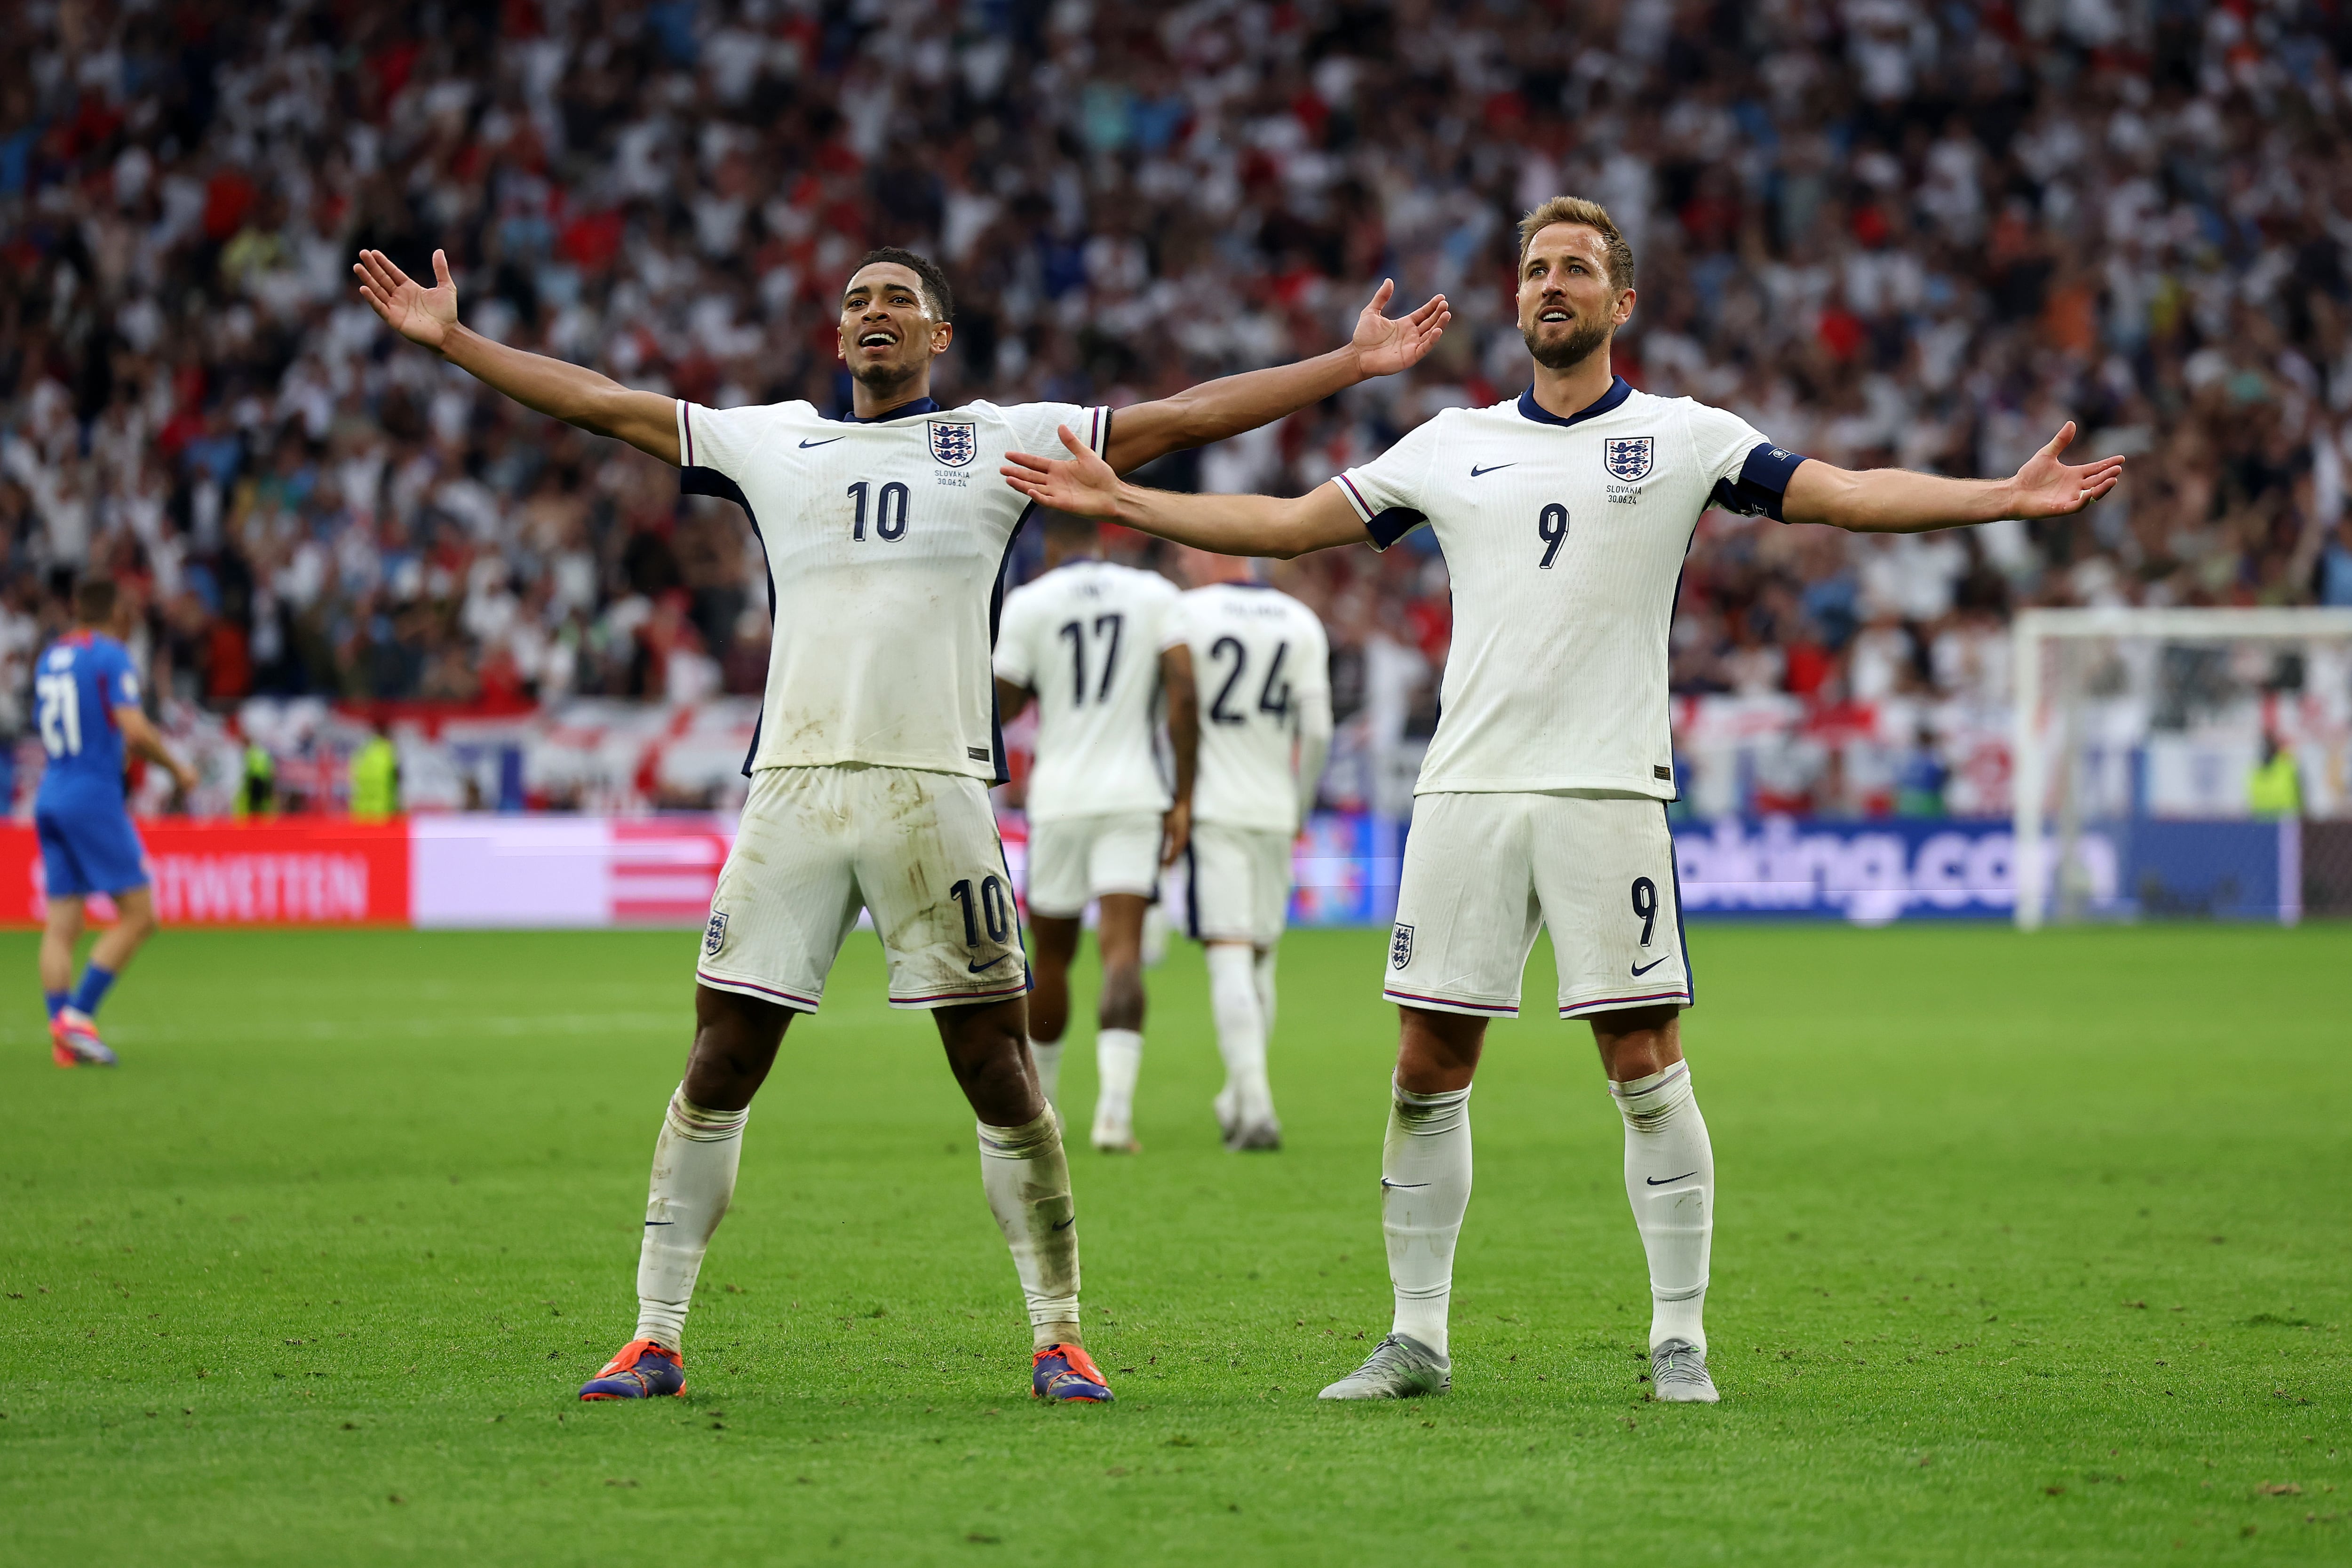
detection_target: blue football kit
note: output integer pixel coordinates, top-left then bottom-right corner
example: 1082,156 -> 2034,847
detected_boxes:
32,631 -> 151,897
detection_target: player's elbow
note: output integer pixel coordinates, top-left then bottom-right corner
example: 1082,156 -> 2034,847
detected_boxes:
1161,394 -> 1228,454
568,383 -> 629,437
1784,465 -> 1868,531
1262,520 -> 1322,561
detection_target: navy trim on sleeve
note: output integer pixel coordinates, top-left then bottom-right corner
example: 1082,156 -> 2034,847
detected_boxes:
682,467 -> 776,776
1364,507 -> 1430,550
1708,442 -> 1811,521
1516,376 -> 1632,429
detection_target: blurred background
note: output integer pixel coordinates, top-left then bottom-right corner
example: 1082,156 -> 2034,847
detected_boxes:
2,0 -> 2348,924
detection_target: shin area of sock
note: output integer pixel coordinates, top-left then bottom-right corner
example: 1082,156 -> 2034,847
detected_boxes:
633,1086 -> 748,1350
1382,1080 -> 1472,1358
977,1108 -> 1081,1349
1610,1064 -> 1713,1355
1206,944 -> 1271,1116
1027,1038 -> 1065,1106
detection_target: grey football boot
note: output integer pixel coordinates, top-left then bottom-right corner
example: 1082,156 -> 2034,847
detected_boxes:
1649,1339 -> 1719,1403
1224,1117 -> 1282,1152
1318,1334 -> 1451,1400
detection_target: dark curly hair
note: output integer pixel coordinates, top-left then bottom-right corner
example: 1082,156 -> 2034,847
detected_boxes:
848,247 -> 954,324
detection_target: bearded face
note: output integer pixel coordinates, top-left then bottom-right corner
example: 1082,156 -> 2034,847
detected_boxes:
1515,223 -> 1632,374
1522,310 -> 1615,371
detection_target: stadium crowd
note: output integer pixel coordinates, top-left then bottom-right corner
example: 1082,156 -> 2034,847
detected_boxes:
5,0 -> 2352,816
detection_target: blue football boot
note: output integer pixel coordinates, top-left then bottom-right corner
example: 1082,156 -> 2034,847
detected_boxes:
579,1339 -> 685,1401
1031,1343 -> 1114,1403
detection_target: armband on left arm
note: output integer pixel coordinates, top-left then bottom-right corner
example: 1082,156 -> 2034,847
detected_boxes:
1708,445 -> 1810,521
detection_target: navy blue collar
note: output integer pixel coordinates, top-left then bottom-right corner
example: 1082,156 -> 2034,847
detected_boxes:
842,396 -> 942,424
1517,376 -> 1631,428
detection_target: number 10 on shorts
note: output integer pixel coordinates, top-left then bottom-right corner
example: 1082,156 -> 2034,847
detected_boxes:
950,876 -> 1012,947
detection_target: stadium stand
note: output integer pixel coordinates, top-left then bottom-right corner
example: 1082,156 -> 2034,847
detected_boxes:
2,0 -> 2349,816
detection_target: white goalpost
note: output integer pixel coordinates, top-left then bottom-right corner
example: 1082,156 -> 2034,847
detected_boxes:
2012,606 -> 2352,930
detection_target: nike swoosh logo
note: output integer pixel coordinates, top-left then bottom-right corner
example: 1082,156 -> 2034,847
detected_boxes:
644,1220 -> 675,1226
1051,1215 -> 1076,1231
1470,463 -> 1517,477
1379,1179 -> 1428,1191
1630,955 -> 1672,977
799,437 -> 844,448
1646,1171 -> 1699,1186
968,954 -> 1014,974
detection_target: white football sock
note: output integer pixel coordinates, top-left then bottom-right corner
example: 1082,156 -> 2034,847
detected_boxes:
633,1086 -> 747,1352
1027,1038 -> 1064,1106
1253,946 -> 1278,1042
1610,1063 -> 1714,1354
977,1107 -> 1082,1348
1206,944 -> 1274,1124
1091,1028 -> 1142,1141
1382,1079 -> 1472,1358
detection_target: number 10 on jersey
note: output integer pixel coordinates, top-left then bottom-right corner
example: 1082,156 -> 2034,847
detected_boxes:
848,481 -> 909,541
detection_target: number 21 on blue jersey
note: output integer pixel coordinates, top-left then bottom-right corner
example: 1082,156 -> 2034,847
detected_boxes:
36,669 -> 82,757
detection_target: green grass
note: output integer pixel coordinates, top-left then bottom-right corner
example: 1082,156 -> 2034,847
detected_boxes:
0,922 -> 2346,1566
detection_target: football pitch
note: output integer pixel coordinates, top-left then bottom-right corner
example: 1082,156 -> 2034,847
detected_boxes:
0,922 -> 2344,1566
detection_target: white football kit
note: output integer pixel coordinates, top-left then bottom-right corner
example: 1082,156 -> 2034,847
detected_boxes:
675,395 -> 1111,1010
1336,378 -> 1807,1017
1161,583 -> 1332,946
994,559 -> 1180,917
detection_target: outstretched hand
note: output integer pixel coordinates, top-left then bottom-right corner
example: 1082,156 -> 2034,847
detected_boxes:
1002,427 -> 1123,519
2009,422 -> 2125,518
353,247 -> 460,352
1349,279 -> 1451,378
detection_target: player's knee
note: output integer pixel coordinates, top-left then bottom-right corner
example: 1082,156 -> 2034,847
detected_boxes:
939,1009 -> 1037,1120
1590,1004 -> 1681,1081
685,989 -> 790,1101
1395,1005 -> 1484,1090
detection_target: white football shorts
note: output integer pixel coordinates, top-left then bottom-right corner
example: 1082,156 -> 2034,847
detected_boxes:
1384,791 -> 1691,1020
697,764 -> 1026,1012
1184,821 -> 1294,946
1025,810 -> 1163,917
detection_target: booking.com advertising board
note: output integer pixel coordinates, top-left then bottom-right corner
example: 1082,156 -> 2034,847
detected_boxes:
0,813 -> 2296,928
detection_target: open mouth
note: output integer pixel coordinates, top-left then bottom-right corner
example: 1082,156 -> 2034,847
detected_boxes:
858,330 -> 898,348
1538,308 -> 1572,324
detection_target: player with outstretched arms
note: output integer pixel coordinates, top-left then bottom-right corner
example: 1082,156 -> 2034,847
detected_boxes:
1160,549 -> 1330,1151
1002,196 -> 2122,1403
354,242 -> 1447,1405
33,577 -> 199,1067
993,513 -> 1196,1152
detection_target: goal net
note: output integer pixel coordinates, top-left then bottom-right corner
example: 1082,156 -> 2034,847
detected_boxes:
2012,607 -> 2352,929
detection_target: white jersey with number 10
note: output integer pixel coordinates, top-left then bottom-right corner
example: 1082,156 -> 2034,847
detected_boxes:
675,396 -> 1111,782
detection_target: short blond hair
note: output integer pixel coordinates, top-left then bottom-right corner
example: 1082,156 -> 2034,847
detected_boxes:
1517,197 -> 1635,292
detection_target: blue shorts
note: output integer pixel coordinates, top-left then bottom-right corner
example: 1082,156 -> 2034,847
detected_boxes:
35,798 -> 150,899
